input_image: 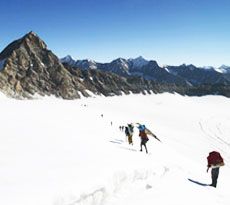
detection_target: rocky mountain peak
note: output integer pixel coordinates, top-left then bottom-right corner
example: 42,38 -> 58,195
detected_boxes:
23,31 -> 47,49
129,56 -> 149,68
0,31 -> 47,60
147,60 -> 160,67
61,55 -> 74,61
0,32 -> 89,99
26,31 -> 38,37
217,65 -> 230,73
112,58 -> 127,63
60,55 -> 76,66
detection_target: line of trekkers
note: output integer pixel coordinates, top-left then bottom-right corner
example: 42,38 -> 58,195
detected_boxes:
121,123 -> 161,154
120,123 -> 225,188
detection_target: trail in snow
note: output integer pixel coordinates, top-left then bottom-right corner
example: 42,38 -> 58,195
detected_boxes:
198,117 -> 230,166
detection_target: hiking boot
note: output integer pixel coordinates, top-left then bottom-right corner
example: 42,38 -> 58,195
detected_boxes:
210,184 -> 216,188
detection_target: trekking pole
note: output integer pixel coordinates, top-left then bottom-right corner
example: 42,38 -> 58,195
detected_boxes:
150,132 -> 161,142
145,128 -> 161,142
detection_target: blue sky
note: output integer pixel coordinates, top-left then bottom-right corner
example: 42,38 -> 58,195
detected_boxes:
1,0 -> 230,67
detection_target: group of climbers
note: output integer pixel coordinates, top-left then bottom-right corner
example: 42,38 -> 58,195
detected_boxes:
123,123 -> 161,154
121,122 -> 225,188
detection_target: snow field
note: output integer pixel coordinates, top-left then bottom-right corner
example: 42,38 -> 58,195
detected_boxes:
0,93 -> 229,205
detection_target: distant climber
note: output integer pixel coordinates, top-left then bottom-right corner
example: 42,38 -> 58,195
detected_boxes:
125,124 -> 134,145
207,151 -> 225,188
120,125 -> 125,132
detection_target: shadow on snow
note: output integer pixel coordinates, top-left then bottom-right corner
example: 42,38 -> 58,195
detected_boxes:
188,178 -> 210,187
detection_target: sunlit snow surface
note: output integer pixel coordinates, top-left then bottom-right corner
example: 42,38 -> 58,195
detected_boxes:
0,93 -> 229,205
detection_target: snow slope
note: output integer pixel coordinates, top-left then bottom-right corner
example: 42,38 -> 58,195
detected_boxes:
0,93 -> 229,205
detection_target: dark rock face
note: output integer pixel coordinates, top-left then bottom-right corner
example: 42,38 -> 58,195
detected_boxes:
99,58 -> 131,77
63,64 -> 174,97
0,32 -> 88,99
132,61 -> 188,85
166,64 -> 230,86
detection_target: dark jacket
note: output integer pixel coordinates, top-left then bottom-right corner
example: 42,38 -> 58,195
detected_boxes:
139,130 -> 148,140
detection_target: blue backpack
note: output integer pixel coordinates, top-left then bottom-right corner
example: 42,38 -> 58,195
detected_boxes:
138,124 -> 145,131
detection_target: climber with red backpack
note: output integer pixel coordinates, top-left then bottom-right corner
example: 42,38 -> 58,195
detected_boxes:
207,151 -> 225,188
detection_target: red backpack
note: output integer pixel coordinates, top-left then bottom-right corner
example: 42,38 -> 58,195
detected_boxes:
207,151 -> 224,167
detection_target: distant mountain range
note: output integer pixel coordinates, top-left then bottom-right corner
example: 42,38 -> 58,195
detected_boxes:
61,55 -> 230,86
0,31 -> 230,99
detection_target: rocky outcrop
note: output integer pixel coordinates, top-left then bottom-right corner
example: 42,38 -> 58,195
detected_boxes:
166,64 -> 230,86
0,32 -> 89,99
63,64 -> 175,97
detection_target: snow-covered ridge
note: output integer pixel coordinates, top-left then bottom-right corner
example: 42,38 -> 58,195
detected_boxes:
128,56 -> 149,68
215,65 -> 230,73
60,55 -> 230,88
60,55 -> 98,69
75,59 -> 97,69
113,58 -> 130,69
60,55 -> 75,66
60,55 -> 230,73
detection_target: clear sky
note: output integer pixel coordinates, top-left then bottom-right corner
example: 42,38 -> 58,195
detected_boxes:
1,0 -> 230,67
